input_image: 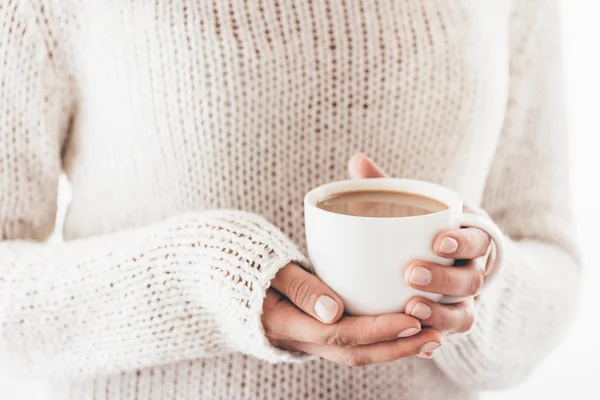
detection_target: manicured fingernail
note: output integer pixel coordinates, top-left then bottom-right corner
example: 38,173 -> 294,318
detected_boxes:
410,302 -> 432,320
420,342 -> 441,353
439,237 -> 459,254
397,327 -> 421,338
417,352 -> 433,359
408,266 -> 432,286
314,295 -> 339,323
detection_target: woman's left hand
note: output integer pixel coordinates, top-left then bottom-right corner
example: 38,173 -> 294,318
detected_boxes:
348,153 -> 493,358
403,219 -> 490,335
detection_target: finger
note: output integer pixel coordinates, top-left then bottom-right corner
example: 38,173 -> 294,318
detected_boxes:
434,227 -> 491,259
348,152 -> 387,179
264,293 -> 422,346
291,329 -> 442,367
271,263 -> 344,324
404,259 -> 485,297
318,313 -> 422,347
405,296 -> 476,333
262,290 -> 305,344
278,308 -> 422,346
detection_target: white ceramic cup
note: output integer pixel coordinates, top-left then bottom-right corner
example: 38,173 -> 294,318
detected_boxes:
304,178 -> 505,316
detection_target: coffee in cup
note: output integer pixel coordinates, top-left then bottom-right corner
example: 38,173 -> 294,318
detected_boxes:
315,190 -> 449,218
304,178 -> 504,315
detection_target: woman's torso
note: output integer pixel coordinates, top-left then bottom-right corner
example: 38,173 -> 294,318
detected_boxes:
54,0 -> 510,398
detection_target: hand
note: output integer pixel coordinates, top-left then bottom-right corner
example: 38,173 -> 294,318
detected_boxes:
348,153 -> 493,357
404,205 -> 493,330
263,263 -> 443,366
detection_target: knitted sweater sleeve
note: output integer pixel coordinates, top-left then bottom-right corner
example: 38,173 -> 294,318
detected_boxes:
0,2 -> 306,379
433,0 -> 581,389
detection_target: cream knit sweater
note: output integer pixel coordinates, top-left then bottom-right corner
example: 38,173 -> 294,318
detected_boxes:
0,1 -> 580,399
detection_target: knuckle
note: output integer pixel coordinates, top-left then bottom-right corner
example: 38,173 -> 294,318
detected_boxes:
469,268 -> 485,295
370,315 -> 388,336
432,309 -> 446,331
344,349 -> 367,367
437,269 -> 453,293
390,346 -> 411,360
323,328 -> 352,347
287,277 -> 314,308
458,304 -> 476,333
460,232 -> 472,256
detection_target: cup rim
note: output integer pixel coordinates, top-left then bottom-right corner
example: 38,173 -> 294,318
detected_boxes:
304,178 -> 462,221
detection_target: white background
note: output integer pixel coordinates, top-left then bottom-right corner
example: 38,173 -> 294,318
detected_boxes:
1,2 -> 599,399
484,2 -> 600,398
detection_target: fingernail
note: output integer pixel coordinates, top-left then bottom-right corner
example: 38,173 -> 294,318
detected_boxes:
420,342 -> 441,353
314,295 -> 339,323
439,237 -> 459,254
397,327 -> 421,338
410,302 -> 432,320
417,352 -> 433,359
408,266 -> 432,286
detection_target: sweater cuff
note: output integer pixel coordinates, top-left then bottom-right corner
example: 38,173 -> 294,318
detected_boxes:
432,238 -> 515,387
229,253 -> 312,363
432,237 -> 579,389
187,210 -> 312,363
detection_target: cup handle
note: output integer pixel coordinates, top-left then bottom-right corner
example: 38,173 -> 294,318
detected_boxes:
439,213 -> 505,304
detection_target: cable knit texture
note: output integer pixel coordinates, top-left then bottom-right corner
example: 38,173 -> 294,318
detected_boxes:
0,0 -> 579,399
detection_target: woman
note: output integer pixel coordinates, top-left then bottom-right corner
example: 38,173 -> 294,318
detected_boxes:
0,1 -> 580,399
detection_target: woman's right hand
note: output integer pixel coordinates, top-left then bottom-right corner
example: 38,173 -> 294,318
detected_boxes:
263,263 -> 443,366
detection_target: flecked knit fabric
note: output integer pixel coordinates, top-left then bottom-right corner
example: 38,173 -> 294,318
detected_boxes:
0,0 -> 580,399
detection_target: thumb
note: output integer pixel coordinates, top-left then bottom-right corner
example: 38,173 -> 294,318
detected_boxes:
271,263 -> 344,324
348,152 -> 387,179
